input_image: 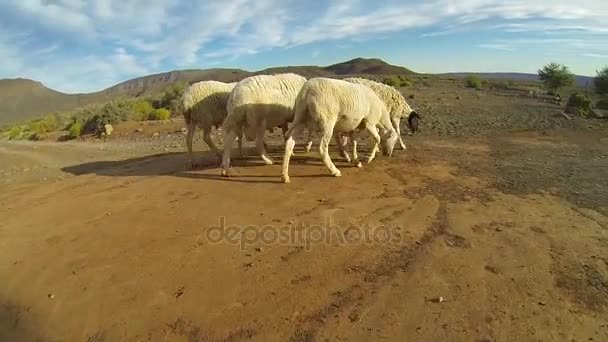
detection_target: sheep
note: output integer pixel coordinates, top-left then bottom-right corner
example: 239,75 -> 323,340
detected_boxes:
181,80 -> 238,167
407,112 -> 421,134
343,77 -> 417,150
220,73 -> 308,176
281,77 -> 398,183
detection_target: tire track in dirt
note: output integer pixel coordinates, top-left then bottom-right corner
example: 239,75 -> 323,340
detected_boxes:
288,203 -> 449,341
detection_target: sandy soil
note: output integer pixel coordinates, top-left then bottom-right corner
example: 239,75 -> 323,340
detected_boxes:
1,84 -> 607,342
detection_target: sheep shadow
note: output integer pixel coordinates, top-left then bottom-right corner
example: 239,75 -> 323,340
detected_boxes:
60,142 -> 359,184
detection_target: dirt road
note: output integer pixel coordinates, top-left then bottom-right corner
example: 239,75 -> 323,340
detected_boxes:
1,126 -> 607,341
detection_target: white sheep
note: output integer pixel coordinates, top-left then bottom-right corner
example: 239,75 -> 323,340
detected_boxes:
220,73 -> 307,176
281,77 -> 398,183
343,77 -> 416,150
181,80 -> 238,167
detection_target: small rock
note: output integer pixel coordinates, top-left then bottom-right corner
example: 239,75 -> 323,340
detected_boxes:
104,124 -> 113,136
48,294 -> 55,299
456,96 -> 462,100
152,132 -> 160,138
245,262 -> 254,268
136,128 -> 143,133
538,301 -> 547,306
255,247 -> 264,252
174,286 -> 185,299
409,94 -> 415,99
181,128 -> 188,134
479,335 -> 495,342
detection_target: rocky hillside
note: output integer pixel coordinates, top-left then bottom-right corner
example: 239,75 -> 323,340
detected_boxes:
0,57 -> 415,125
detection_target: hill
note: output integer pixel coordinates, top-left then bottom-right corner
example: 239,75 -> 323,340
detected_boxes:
0,58 -> 417,125
0,79 -> 108,126
438,72 -> 594,88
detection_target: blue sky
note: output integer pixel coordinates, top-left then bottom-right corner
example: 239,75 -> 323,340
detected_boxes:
1,0 -> 607,93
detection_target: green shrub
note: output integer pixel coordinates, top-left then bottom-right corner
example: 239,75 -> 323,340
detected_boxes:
596,99 -> 608,110
7,126 -> 22,140
68,122 -> 82,138
566,93 -> 593,117
397,75 -> 413,87
465,75 -> 482,89
83,101 -> 129,134
382,77 -> 398,87
132,99 -> 155,121
148,108 -> 171,120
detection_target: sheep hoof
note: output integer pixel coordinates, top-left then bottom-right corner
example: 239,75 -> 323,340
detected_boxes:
305,142 -> 313,153
281,175 -> 291,183
221,169 -> 231,177
332,170 -> 342,177
354,161 -> 362,168
263,158 -> 274,165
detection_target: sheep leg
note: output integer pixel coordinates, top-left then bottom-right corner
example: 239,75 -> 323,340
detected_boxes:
364,124 -> 381,164
236,126 -> 244,159
281,124 -> 305,183
349,132 -> 362,168
256,123 -> 274,165
305,129 -> 313,153
202,128 -> 221,162
336,134 -> 351,163
393,117 -> 407,150
319,128 -> 341,178
221,130 -> 237,177
186,121 -> 198,168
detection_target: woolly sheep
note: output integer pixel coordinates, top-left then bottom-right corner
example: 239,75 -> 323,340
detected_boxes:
181,80 -> 238,167
343,77 -> 417,150
281,77 -> 398,183
220,73 -> 307,176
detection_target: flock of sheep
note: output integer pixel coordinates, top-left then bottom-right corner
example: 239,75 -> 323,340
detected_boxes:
180,73 -> 420,183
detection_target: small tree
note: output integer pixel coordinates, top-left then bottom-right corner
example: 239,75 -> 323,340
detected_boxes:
465,75 -> 482,89
148,108 -> 171,120
594,66 -> 608,96
538,63 -> 575,94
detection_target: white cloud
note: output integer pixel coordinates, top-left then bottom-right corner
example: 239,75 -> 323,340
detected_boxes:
583,53 -> 608,58
1,0 -> 608,91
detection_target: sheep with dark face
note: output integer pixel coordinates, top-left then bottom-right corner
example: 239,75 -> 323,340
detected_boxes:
343,77 -> 418,148
281,77 -> 398,183
408,112 -> 421,134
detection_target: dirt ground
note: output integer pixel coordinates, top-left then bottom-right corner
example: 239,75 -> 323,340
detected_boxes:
1,84 -> 608,342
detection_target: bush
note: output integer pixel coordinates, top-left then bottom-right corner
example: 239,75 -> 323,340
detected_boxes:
68,122 -> 82,138
148,108 -> 171,121
397,75 -> 413,87
538,62 -> 575,93
595,66 -> 608,96
83,101 -> 129,134
566,93 -> 593,117
132,99 -> 154,121
596,99 -> 608,110
382,77 -> 398,87
465,75 -> 482,89
7,126 -> 22,140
